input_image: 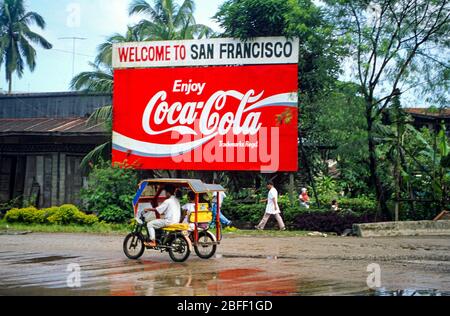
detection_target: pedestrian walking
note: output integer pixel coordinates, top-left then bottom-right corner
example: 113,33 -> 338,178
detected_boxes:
255,181 -> 286,231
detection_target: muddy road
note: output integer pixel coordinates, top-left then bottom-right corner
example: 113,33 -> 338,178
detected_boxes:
0,232 -> 449,296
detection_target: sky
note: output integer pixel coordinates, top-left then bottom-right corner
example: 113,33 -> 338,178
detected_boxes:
0,0 -> 225,93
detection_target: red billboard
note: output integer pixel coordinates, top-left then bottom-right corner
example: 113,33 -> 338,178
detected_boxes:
112,37 -> 299,172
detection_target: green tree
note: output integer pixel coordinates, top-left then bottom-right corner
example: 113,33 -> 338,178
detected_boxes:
214,0 -> 346,96
70,27 -> 145,170
418,124 -> 450,211
326,0 -> 450,219
72,1 -> 214,170
214,0 -> 348,198
129,0 -> 214,40
307,82 -> 370,196
0,0 -> 52,94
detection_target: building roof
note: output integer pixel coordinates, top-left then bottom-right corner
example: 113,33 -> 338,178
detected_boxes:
404,108 -> 450,119
0,117 -> 107,136
0,91 -> 111,119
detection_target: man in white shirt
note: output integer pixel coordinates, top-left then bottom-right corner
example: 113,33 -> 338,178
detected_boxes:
143,185 -> 181,247
255,181 -> 286,231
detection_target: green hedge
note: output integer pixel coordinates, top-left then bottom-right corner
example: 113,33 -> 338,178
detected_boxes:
5,205 -> 99,226
221,195 -> 379,231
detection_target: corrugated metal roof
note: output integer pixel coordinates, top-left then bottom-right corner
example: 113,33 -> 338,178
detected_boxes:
0,118 -> 107,135
405,108 -> 450,118
0,92 -> 111,119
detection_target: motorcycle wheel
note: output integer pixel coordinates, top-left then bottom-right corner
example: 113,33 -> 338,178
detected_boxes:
169,235 -> 191,263
194,231 -> 217,259
123,233 -> 145,260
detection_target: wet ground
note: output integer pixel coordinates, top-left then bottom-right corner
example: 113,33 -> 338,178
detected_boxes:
0,232 -> 449,296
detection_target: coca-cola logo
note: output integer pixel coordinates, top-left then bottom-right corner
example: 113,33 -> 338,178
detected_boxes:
142,81 -> 266,137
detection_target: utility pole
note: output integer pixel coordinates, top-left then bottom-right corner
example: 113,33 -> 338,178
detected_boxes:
58,37 -> 87,78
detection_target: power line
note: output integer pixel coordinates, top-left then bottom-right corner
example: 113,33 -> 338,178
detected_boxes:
50,48 -> 95,59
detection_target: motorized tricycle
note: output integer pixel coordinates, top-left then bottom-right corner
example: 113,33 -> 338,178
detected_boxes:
123,179 -> 225,263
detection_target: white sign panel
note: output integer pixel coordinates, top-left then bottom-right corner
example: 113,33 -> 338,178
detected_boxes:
112,36 -> 299,69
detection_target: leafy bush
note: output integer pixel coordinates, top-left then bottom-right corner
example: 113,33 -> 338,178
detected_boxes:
293,209 -> 378,234
337,197 -> 378,214
80,161 -> 138,223
5,207 -> 38,224
5,205 -> 98,226
222,194 -> 378,232
0,196 -> 23,215
221,200 -> 265,223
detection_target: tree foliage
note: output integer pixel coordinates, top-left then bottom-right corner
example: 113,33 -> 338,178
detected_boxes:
80,161 -> 138,223
326,0 -> 450,218
0,0 -> 52,93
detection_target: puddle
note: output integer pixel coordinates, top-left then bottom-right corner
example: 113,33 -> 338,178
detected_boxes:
1,251 -> 449,296
368,289 -> 450,296
222,254 -> 296,260
0,231 -> 32,236
14,256 -> 79,264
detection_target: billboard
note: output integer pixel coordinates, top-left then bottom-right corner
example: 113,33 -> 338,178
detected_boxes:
112,37 -> 299,172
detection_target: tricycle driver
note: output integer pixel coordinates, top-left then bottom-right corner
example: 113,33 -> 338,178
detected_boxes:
140,185 -> 181,248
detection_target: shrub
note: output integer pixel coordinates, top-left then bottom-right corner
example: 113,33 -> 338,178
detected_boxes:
293,209 -> 378,234
221,200 -> 265,223
4,205 -> 99,226
97,205 -> 131,224
5,207 -> 38,224
80,161 -> 138,223
338,197 -> 378,214
4,208 -> 22,223
222,195 -> 379,232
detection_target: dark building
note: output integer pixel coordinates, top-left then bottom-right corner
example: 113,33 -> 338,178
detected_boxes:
404,108 -> 450,136
0,92 -> 111,208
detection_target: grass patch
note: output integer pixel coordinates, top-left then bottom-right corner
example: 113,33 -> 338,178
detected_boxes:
0,220 -> 310,237
219,227 -> 310,237
0,220 -> 129,235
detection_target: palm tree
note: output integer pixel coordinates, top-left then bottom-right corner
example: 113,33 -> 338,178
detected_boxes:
73,1 -> 214,170
0,0 -> 52,94
71,26 -> 145,170
129,0 -> 214,40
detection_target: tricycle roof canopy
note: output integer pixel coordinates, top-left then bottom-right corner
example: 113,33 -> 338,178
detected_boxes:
139,178 -> 226,194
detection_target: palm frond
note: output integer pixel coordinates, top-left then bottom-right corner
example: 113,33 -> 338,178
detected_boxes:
20,11 -> 46,29
80,142 -> 112,172
70,64 -> 113,93
87,105 -> 112,126
0,0 -> 51,91
18,35 -> 36,71
173,0 -> 195,28
185,24 -> 215,39
23,29 -> 52,49
129,0 -> 160,24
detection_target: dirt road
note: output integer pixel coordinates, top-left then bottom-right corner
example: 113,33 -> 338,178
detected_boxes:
0,232 -> 449,296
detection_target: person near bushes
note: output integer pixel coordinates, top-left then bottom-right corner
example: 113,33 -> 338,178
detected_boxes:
255,181 -> 286,231
331,200 -> 340,212
299,188 -> 311,209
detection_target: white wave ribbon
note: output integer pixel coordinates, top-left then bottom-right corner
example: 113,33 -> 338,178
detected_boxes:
113,131 -> 218,157
244,92 -> 298,113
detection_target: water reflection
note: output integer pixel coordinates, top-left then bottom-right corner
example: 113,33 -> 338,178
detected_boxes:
369,289 -> 450,296
107,262 -> 299,296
